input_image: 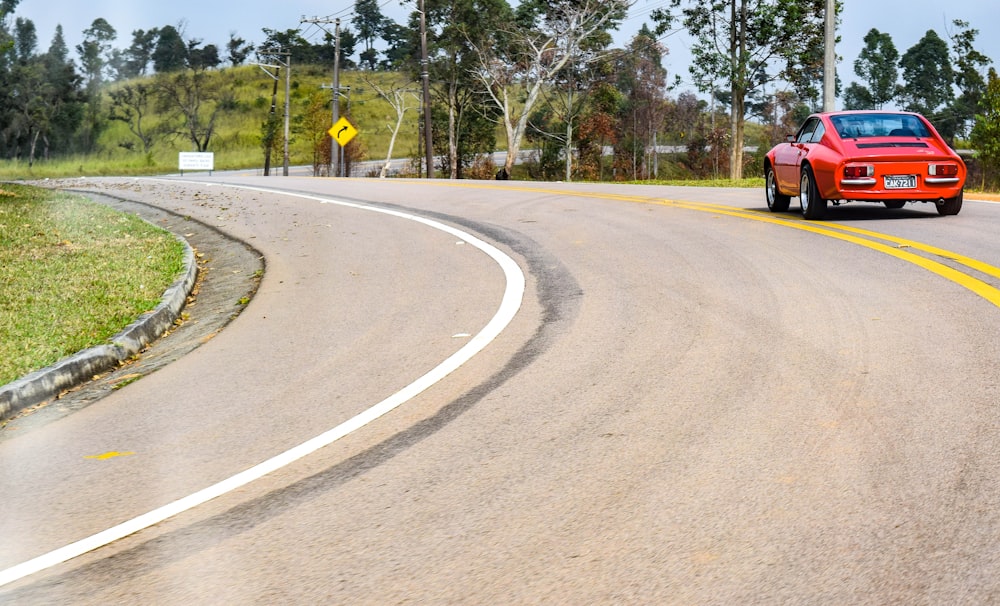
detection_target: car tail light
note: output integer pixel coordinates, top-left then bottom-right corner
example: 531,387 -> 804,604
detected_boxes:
844,164 -> 874,179
929,164 -> 959,177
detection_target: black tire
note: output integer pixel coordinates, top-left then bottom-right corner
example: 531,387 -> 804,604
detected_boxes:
937,189 -> 963,216
799,165 -> 827,220
883,200 -> 906,209
765,164 -> 791,212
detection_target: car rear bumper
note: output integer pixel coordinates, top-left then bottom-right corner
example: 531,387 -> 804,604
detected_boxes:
822,161 -> 965,201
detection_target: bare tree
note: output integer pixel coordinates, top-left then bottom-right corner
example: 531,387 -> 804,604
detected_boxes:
364,74 -> 419,178
154,69 -> 233,152
471,0 -> 631,177
108,83 -> 158,154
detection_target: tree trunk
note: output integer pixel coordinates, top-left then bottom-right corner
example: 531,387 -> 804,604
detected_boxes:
29,130 -> 40,168
381,110 -> 406,179
504,80 -> 545,175
565,119 -> 573,182
448,81 -> 459,179
728,0 -> 748,180
730,90 -> 745,180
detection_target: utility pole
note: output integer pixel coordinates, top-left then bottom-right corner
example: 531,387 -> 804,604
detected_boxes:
283,50 -> 291,176
253,50 -> 290,176
419,0 -> 433,178
823,0 -> 836,112
302,15 -> 342,177
333,19 -> 342,177
264,66 -> 279,176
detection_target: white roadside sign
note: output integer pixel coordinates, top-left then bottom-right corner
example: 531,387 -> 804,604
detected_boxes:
178,152 -> 215,174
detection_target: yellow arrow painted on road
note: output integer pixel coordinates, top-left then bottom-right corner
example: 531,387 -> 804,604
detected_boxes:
84,451 -> 135,460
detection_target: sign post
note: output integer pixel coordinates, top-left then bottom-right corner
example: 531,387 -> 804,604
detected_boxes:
329,117 -> 358,147
328,117 -> 358,177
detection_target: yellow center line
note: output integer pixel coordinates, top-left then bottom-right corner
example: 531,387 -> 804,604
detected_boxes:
398,180 -> 1000,309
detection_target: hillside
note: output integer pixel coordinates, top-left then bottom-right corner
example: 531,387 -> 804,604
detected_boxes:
18,66 -> 424,178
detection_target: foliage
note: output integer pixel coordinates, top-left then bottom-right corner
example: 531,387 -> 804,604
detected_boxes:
415,0 -> 514,178
845,28 -> 900,110
259,27 -> 354,69
971,68 -> 1000,189
108,83 -> 158,155
226,33 -> 254,67
152,25 -> 187,73
611,24 -> 669,180
899,30 -> 954,131
3,0 -> 1000,190
948,20 -> 993,140
473,0 -> 629,175
296,89 -> 334,176
153,68 -> 235,152
353,0 -> 389,70
656,0 -> 831,180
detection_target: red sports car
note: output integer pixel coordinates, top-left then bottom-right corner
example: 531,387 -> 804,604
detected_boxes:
764,110 -> 966,219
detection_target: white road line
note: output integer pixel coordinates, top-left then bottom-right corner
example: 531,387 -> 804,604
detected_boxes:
0,183 -> 526,588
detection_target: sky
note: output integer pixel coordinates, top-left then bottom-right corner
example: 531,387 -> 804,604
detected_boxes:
7,0 -> 999,106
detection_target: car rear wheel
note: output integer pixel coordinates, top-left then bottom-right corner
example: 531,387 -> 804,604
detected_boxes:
799,166 -> 827,220
765,165 -> 790,212
883,201 -> 906,209
937,189 -> 963,216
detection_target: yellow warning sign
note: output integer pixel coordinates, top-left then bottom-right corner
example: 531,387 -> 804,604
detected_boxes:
329,117 -> 358,147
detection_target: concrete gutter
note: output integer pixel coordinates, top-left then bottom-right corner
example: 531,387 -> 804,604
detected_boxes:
0,236 -> 198,422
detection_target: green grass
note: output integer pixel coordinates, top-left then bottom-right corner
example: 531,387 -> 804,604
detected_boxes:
0,184 -> 186,386
0,66 -> 431,180
635,177 -> 766,188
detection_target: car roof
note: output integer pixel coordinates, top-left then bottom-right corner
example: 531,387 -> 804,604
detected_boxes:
814,110 -> 924,118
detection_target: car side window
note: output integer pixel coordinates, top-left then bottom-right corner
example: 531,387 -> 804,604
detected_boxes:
809,122 -> 826,143
796,119 -> 819,144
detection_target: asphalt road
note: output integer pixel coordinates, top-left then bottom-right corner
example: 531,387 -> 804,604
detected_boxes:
3,177 -> 1000,604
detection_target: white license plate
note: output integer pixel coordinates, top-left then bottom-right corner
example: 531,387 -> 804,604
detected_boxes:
884,175 -> 916,189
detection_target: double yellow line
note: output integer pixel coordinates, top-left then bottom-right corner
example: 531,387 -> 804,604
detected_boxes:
411,180 -> 1000,309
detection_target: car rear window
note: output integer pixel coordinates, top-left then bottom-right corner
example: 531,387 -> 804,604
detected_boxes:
831,114 -> 931,139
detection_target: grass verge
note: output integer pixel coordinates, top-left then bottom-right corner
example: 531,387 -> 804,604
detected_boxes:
0,184 -> 186,386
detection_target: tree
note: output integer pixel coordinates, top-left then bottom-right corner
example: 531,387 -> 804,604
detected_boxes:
39,25 -> 85,157
417,0 -> 513,179
613,25 -> 669,180
970,68 -> 1000,189
153,25 -> 188,72
655,0 -> 830,180
186,39 -> 221,71
850,28 -> 899,110
575,78 -> 622,181
473,0 -> 630,176
13,16 -> 34,62
108,83 -> 158,154
379,21 -> 411,69
76,18 -> 116,88
842,82 -> 874,110
1,22 -> 83,163
353,0 -> 387,70
295,90 -> 333,177
227,33 -> 253,66
364,73 -> 420,177
154,68 -> 234,151
899,30 -> 954,122
119,29 -> 159,78
75,18 -> 117,151
948,19 -> 992,140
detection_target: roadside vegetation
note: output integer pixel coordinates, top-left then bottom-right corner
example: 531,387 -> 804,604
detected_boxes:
2,1 -> 997,187
0,184 -> 186,385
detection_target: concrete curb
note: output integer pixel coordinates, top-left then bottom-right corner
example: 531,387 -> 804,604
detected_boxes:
0,237 -> 198,422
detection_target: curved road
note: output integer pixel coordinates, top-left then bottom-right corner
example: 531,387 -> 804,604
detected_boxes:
3,177 -> 1000,603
